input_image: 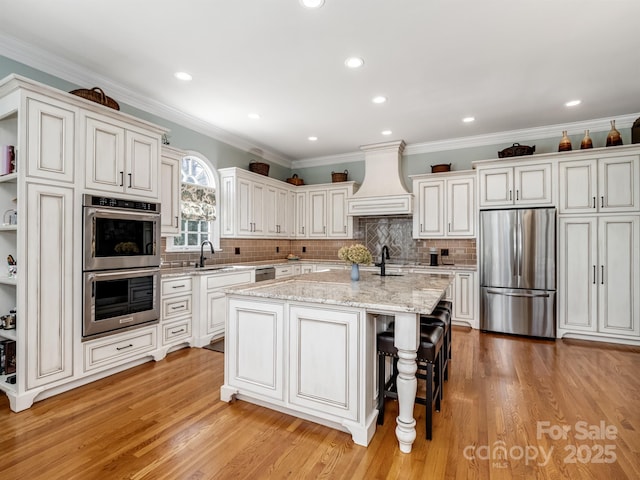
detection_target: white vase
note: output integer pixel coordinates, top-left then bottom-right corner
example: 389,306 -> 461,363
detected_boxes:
350,263 -> 360,281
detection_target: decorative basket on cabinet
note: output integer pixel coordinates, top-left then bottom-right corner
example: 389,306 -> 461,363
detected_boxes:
69,87 -> 120,110
249,161 -> 270,176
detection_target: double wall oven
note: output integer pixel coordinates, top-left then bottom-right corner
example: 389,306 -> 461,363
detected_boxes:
83,195 -> 161,339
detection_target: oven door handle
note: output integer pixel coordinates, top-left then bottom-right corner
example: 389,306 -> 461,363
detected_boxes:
87,207 -> 160,220
86,267 -> 160,280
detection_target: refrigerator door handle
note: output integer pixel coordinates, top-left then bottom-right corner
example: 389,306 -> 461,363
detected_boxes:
486,289 -> 551,298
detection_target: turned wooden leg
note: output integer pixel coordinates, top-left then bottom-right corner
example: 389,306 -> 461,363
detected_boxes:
393,312 -> 420,454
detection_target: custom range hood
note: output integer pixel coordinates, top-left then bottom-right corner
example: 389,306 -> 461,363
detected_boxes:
347,140 -> 413,216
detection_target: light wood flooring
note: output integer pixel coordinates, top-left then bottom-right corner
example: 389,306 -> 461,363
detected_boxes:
1,328 -> 639,479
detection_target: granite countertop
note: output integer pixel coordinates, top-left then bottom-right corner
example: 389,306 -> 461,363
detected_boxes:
160,258 -> 475,278
223,269 -> 453,315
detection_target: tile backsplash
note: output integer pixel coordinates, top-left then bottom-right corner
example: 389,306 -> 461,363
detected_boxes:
161,216 -> 476,267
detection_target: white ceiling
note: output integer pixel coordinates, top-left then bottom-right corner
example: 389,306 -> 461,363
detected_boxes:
1,0 -> 640,162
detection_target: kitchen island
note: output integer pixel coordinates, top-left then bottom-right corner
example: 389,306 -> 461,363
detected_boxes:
220,269 -> 453,453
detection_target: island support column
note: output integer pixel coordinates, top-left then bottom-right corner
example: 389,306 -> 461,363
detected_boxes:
392,312 -> 420,453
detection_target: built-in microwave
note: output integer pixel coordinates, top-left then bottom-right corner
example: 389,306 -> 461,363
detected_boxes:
83,195 -> 161,271
83,267 -> 160,339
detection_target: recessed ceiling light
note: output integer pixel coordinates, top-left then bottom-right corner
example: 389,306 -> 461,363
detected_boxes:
381,130 -> 392,136
372,96 -> 387,104
299,0 -> 324,8
462,116 -> 475,123
174,71 -> 192,81
565,100 -> 581,107
308,136 -> 318,141
248,113 -> 261,120
344,57 -> 364,69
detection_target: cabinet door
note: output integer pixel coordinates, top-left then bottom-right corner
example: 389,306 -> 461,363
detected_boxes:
125,130 -> 159,198
447,177 -> 475,237
251,182 -> 265,235
264,185 -> 279,236
598,216 -> 640,336
479,167 -> 513,207
207,291 -> 226,336
160,150 -> 181,235
237,178 -> 253,235
558,159 -> 598,214
227,298 -> 284,400
514,163 -> 552,205
308,190 -> 327,237
25,183 -> 74,388
295,191 -> 308,237
26,95 -> 76,183
328,187 -> 349,237
415,180 -> 445,237
84,115 -> 126,193
288,305 -> 359,421
285,190 -> 296,238
453,271 -> 475,321
220,174 -> 235,236
558,217 -> 598,332
599,155 -> 640,212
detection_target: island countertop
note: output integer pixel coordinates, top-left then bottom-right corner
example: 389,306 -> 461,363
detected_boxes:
223,269 -> 453,315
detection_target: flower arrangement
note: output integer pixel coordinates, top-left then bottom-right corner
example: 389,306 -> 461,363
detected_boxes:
338,244 -> 373,265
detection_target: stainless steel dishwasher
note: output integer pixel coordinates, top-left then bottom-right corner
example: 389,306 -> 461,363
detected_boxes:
255,266 -> 276,282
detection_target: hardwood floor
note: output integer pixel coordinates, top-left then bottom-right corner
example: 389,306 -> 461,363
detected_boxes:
1,328 -> 639,479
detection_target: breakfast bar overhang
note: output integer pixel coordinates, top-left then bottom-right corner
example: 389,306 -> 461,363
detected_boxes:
220,269 -> 453,453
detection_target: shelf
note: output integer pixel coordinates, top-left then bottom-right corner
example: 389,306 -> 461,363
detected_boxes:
0,277 -> 17,286
0,173 -> 17,183
0,374 -> 17,394
0,224 -> 17,231
0,329 -> 16,341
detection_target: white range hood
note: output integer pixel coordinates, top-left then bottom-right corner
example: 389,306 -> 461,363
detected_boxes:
347,140 -> 413,216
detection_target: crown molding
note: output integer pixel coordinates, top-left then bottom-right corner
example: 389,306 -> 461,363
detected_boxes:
0,33 -> 293,168
292,113 -> 640,168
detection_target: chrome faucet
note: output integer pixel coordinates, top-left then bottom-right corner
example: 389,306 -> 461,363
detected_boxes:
376,245 -> 390,276
198,240 -> 214,268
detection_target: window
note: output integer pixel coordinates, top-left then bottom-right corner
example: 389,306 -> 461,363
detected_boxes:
167,153 -> 220,251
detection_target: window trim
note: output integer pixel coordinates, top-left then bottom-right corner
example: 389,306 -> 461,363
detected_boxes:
165,150 -> 221,253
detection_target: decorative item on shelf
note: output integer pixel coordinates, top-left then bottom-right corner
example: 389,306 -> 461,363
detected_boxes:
431,163 -> 451,173
249,160 -> 270,176
161,133 -> 170,145
498,143 -> 535,158
0,309 -> 16,330
331,170 -> 348,182
7,254 -> 16,279
1,145 -> 15,175
632,117 -> 640,144
558,131 -> 572,152
286,253 -> 300,261
606,120 -> 623,147
2,209 -> 17,226
286,174 -> 304,185
338,243 -> 373,281
580,129 -> 593,149
69,87 -> 120,110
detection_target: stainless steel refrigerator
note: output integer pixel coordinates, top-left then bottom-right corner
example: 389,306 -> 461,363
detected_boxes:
480,208 -> 556,338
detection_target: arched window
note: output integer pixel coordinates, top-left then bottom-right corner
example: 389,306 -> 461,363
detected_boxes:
166,152 -> 220,251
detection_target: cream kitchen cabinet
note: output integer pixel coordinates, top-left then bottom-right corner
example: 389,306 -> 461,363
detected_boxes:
478,162 -> 553,208
305,183 -> 356,238
160,146 -> 184,235
295,191 -> 308,237
265,184 -> 293,237
558,215 -> 640,342
160,276 -> 193,349
558,155 -> 639,214
84,113 -> 161,199
194,269 -> 255,346
412,171 -> 475,238
275,264 -> 300,278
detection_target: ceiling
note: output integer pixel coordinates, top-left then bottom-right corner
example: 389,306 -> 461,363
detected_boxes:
1,0 -> 640,162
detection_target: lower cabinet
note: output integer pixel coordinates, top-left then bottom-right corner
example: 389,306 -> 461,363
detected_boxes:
83,326 -> 158,373
160,276 -> 193,348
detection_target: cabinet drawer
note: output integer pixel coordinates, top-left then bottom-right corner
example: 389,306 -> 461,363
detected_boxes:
206,271 -> 253,290
162,294 -> 192,320
162,319 -> 192,345
84,327 -> 157,372
161,277 -> 192,296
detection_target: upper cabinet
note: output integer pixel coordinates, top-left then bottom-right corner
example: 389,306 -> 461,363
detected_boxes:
558,154 -> 640,214
84,113 -> 161,199
303,183 -> 356,239
478,162 -> 553,208
412,171 -> 475,238
160,145 -> 184,236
